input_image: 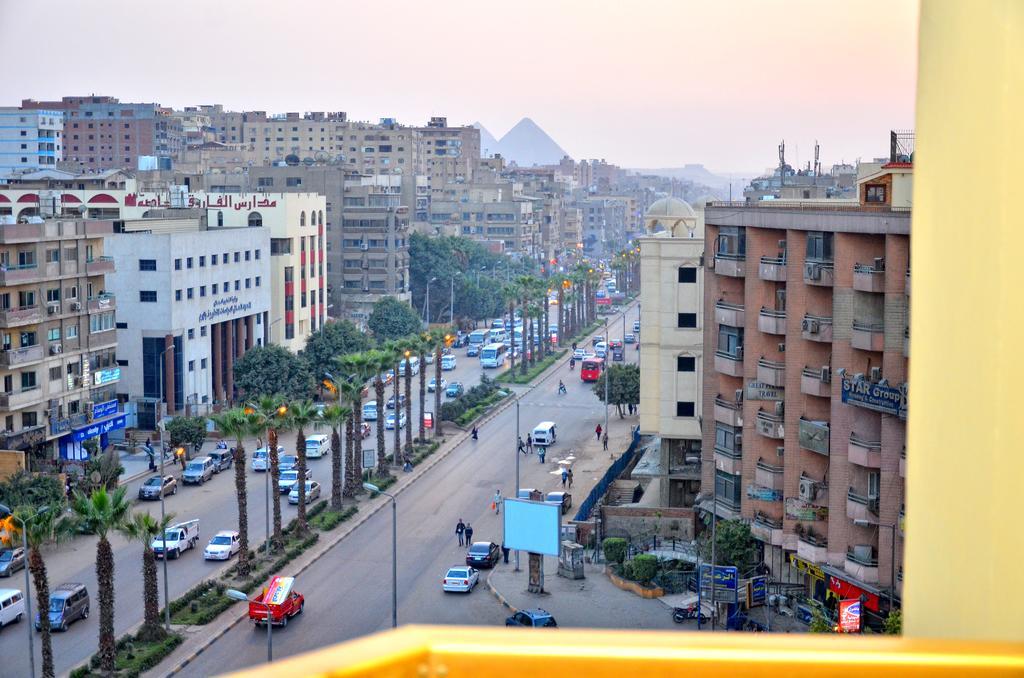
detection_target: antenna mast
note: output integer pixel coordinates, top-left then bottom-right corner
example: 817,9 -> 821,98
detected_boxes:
814,140 -> 821,176
778,140 -> 786,187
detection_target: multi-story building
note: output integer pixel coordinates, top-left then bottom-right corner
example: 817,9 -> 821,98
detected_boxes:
0,217 -> 121,463
1,168 -> 134,221
0,108 -> 63,176
429,182 -> 538,257
413,117 -> 480,194
576,195 -> 629,258
104,215 -> 271,422
700,156 -> 912,624
636,198 -> 705,509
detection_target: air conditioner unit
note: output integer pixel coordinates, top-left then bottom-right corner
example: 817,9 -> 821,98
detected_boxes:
821,366 -> 832,383
360,243 -> 369,251
71,301 -> 82,311
735,346 -> 744,360
799,477 -> 818,501
774,401 -> 784,417
47,303 -> 59,315
869,366 -> 882,382
874,257 -> 885,271
778,342 -> 786,353
852,544 -> 873,561
776,446 -> 785,457
801,318 -> 810,332
805,262 -> 821,280
85,400 -> 94,412
73,376 -> 83,387
49,344 -> 62,355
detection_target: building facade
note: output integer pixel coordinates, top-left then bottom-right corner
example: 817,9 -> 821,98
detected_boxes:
0,108 -> 63,177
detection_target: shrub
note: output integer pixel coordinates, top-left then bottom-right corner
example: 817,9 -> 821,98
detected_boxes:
631,554 -> 659,584
0,471 -> 64,511
603,537 -> 627,565
621,561 -> 635,580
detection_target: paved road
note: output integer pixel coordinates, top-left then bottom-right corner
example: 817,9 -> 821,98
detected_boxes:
180,303 -> 641,676
0,342 -> 500,677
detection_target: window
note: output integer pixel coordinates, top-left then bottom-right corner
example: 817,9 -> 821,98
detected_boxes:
248,212 -> 262,227
175,289 -> 182,302
200,326 -> 207,337
286,177 -> 302,187
212,283 -> 218,294
677,356 -> 696,372
174,258 -> 181,270
676,401 -> 695,417
47,328 -> 61,342
678,267 -> 697,283
245,278 -> 251,289
201,358 -> 207,369
255,276 -> 261,287
217,211 -> 224,227
66,325 -> 78,339
186,257 -> 193,269
211,254 -> 218,265
46,248 -> 60,263
232,280 -> 238,291
188,360 -> 195,372
115,322 -> 128,329
89,312 -> 114,333
233,252 -> 240,263
257,177 -> 274,187
865,184 -> 887,203
806,231 -> 834,262
718,325 -> 744,355
187,288 -> 194,299
200,286 -> 206,297
46,288 -> 60,303
140,290 -> 158,303
22,411 -> 38,428
187,328 -> 194,340
715,469 -> 742,510
199,256 -> 206,267
245,250 -> 251,261
49,366 -> 62,381
254,249 -> 261,260
139,259 -> 156,271
717,226 -> 746,257
677,313 -> 697,328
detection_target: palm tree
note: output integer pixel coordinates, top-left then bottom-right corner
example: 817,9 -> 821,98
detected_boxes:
416,334 -> 430,443
211,408 -> 254,576
338,379 -> 363,498
399,340 -> 415,460
4,505 -> 76,678
365,350 -> 391,477
286,400 -> 318,534
339,351 -> 374,491
70,487 -> 131,673
502,281 -> 520,375
319,404 -> 351,509
427,328 -> 450,438
383,341 -> 402,466
119,512 -> 174,642
516,275 -> 535,374
249,395 -> 288,549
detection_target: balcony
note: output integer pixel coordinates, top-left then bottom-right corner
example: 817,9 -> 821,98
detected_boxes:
0,385 -> 43,408
847,487 -> 879,522
848,433 -> 882,468
713,396 -> 743,427
797,532 -> 828,563
85,256 -> 115,275
713,252 -> 745,277
845,545 -> 880,584
800,366 -> 832,397
713,348 -> 744,377
851,320 -> 885,352
0,263 -> 41,286
751,513 -> 784,546
903,327 -> 909,358
756,358 -> 786,387
905,268 -> 911,296
755,410 -> 785,439
798,418 -> 830,456
0,305 -> 42,327
755,459 -> 784,491
900,449 -> 906,478
0,221 -> 46,243
757,308 -> 786,335
758,256 -> 786,282
87,293 -> 116,313
714,300 -> 745,327
713,446 -> 742,475
803,260 -> 834,286
801,314 -> 833,342
853,263 -> 886,293
0,344 -> 44,367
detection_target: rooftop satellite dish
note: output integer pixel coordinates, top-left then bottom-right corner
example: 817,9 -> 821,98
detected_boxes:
302,157 -> 314,166
284,154 -> 300,166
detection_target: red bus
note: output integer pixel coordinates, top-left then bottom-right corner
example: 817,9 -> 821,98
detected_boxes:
580,357 -> 604,382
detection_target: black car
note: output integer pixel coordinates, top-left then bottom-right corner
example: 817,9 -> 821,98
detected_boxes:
611,347 -> 625,361
506,608 -> 558,627
465,541 -> 500,569
386,394 -> 407,410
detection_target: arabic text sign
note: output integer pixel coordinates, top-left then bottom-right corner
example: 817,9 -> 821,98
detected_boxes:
71,414 -> 126,442
94,367 -> 121,386
92,399 -> 118,419
838,599 -> 861,633
698,564 -> 739,603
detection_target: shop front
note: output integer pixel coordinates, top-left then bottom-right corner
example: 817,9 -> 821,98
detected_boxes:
822,566 -> 889,629
57,399 -> 125,461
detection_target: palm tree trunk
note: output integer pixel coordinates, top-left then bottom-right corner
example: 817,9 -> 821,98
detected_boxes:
331,424 -> 343,509
507,301 -> 517,375
29,550 -> 55,678
375,378 -> 388,476
403,363 -> 413,459
434,344 -> 444,437
528,315 -> 536,367
137,545 -> 165,641
418,351 -> 427,442
520,303 -> 528,375
233,440 -> 250,576
348,400 -> 364,497
96,536 -> 116,672
393,363 -> 401,464
295,428 -> 308,533
269,428 -> 283,547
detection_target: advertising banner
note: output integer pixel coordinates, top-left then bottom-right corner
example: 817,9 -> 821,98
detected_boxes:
838,598 -> 861,633
828,575 -> 880,612
264,576 -> 294,606
94,368 -> 121,386
750,576 -> 768,607
746,382 -> 784,401
71,414 -> 126,442
92,400 -> 118,419
698,564 -> 739,603
841,377 -> 908,420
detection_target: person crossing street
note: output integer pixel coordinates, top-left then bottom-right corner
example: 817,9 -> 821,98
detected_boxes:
456,519 -> 466,546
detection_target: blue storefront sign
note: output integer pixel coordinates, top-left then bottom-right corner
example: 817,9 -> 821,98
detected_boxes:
71,414 -> 126,442
841,377 -> 907,419
94,368 -> 121,386
750,576 -> 768,607
92,399 -> 118,419
698,564 -> 739,603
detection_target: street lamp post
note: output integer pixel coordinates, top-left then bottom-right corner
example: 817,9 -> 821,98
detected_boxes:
424,276 -> 438,326
155,343 -> 176,631
226,589 -> 271,662
514,397 -> 520,572
0,504 -> 45,678
364,483 -> 397,628
604,318 -> 610,437
854,519 -> 897,616
449,275 -> 456,325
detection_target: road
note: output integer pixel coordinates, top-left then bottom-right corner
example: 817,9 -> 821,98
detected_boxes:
0,340 -> 501,677
180,302 -> 642,676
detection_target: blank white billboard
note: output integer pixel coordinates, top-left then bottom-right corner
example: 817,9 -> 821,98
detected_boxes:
503,498 -> 561,556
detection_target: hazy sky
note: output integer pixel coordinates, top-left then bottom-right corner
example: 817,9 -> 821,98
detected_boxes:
0,0 -> 918,172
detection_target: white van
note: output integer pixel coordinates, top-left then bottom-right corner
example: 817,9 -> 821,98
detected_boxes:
532,421 -> 557,448
398,356 -> 420,376
0,589 -> 26,628
305,433 -> 330,459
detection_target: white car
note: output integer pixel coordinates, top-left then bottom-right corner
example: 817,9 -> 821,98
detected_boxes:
594,341 -> 608,358
203,531 -> 241,561
428,377 -> 447,393
385,411 -> 407,430
442,566 -> 480,593
251,446 -> 284,472
278,468 -> 312,494
572,348 -> 587,361
288,481 -> 321,505
441,355 -> 457,371
363,402 -> 378,422
424,352 -> 435,365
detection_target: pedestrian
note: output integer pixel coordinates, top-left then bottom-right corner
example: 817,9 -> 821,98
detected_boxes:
568,468 -> 574,489
561,467 -> 568,488
471,425 -> 478,441
538,446 -> 546,464
595,423 -> 603,441
502,544 -> 511,564
464,523 -> 474,544
518,437 -> 526,455
493,489 -> 502,514
602,432 -> 609,452
456,519 -> 466,546
526,433 -> 533,454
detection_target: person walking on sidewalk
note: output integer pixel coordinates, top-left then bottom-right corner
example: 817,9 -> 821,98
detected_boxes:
464,523 -> 474,545
493,490 -> 502,514
518,437 -> 526,455
568,468 -> 574,489
502,544 -> 511,564
526,433 -> 533,454
602,432 -> 609,452
595,423 -> 603,441
456,519 -> 466,546
561,467 -> 568,488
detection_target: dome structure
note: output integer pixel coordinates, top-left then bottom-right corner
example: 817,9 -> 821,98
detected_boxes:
644,197 -> 698,237
646,196 -> 696,219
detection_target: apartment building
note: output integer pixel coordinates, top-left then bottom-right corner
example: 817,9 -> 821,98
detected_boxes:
104,217 -> 271,422
0,108 -> 63,176
576,195 -> 629,259
0,217 -> 121,463
1,168 -> 134,222
429,182 -> 538,257
413,117 -> 480,194
700,158 -> 912,623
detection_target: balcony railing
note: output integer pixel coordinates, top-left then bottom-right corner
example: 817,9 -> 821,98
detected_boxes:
803,260 -> 835,286
751,512 -> 784,546
755,410 -> 785,439
755,459 -> 784,490
713,252 -> 746,277
846,546 -> 880,583
713,348 -> 744,377
0,424 -> 45,450
0,344 -> 44,367
0,304 -> 42,327
851,320 -> 885,352
87,293 -> 116,312
798,418 -> 830,456
801,366 -> 832,397
758,255 -> 786,282
714,300 -> 745,327
801,314 -> 833,342
0,385 -> 42,408
0,262 -> 41,286
713,396 -> 742,427
85,255 -> 115,275
853,263 -> 886,293
713,445 -> 742,475
797,532 -> 828,563
758,307 -> 786,335
847,487 -> 880,519
848,433 -> 882,468
756,357 -> 786,387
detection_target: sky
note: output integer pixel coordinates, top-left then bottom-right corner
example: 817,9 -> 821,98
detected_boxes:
0,0 -> 918,173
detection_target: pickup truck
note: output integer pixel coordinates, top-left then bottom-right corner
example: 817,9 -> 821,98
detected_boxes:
248,575 -> 304,627
151,519 -> 200,560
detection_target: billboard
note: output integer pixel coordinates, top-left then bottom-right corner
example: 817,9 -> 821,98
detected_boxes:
838,598 -> 861,633
503,498 -> 561,556
698,564 -> 739,603
841,377 -> 908,420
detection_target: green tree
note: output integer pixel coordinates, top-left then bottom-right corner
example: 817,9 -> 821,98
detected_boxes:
247,395 -> 289,549
397,339 -> 415,459
883,608 -> 902,635
319,404 -> 351,509
591,363 -> 640,417
302,319 -> 372,387
809,605 -> 835,633
119,512 -> 174,642
286,401 -> 318,534
367,296 -> 422,341
602,537 -> 627,565
210,408 -> 255,575
365,350 -> 391,478
339,352 -> 375,494
0,471 -> 64,512
631,554 -> 659,584
234,344 -> 312,400
414,334 -> 431,443
70,487 -> 132,673
165,415 -> 207,456
698,519 -> 760,573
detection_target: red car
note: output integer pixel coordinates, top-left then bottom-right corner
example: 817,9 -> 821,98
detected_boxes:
248,576 -> 304,627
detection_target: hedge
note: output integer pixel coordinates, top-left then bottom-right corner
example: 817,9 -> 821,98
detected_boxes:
631,554 -> 659,585
603,537 -> 627,565
70,630 -> 183,678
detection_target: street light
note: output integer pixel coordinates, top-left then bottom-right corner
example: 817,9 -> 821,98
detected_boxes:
424,276 -> 438,326
363,482 -> 397,628
0,503 -> 45,678
854,519 -> 897,616
514,397 -> 520,572
155,343 -> 176,631
226,588 -> 271,662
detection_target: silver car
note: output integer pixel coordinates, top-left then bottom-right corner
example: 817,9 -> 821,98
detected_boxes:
288,481 -> 321,505
0,548 -> 25,577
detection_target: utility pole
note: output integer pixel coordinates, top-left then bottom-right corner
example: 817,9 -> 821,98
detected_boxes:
450,276 -> 455,325
514,397 -> 520,572
604,317 -> 610,436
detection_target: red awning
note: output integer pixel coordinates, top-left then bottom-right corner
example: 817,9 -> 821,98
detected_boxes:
88,193 -> 118,204
0,194 -> 10,203
17,193 -> 39,203
61,194 -> 81,204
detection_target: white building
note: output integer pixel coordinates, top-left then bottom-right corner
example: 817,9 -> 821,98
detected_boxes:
0,108 -> 63,177
104,218 -> 271,423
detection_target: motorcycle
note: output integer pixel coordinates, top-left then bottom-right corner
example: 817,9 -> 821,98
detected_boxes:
672,605 -> 710,624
